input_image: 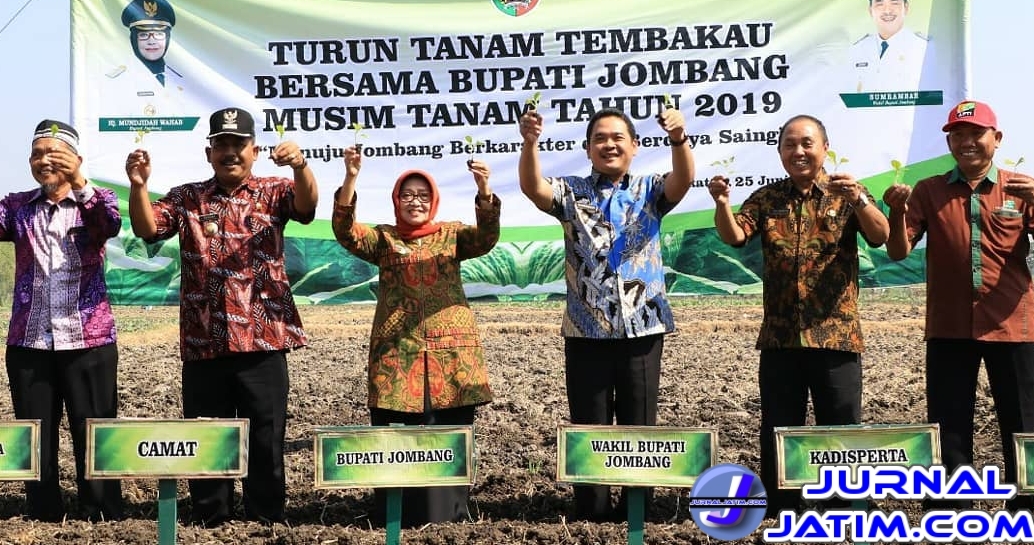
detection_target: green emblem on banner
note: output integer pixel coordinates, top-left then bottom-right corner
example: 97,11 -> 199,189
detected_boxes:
839,91 -> 944,108
1012,434 -> 1034,492
98,117 -> 200,132
775,424 -> 940,488
86,419 -> 248,479
557,425 -> 716,487
0,421 -> 40,480
314,426 -> 473,489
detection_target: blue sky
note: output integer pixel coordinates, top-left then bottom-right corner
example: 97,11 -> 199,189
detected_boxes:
1,0 -> 1032,189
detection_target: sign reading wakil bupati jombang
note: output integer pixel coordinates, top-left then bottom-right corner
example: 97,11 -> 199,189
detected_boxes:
0,421 -> 40,481
775,423 -> 940,489
85,419 -> 249,479
1012,433 -> 1034,492
558,425 -> 716,487
314,426 -> 473,489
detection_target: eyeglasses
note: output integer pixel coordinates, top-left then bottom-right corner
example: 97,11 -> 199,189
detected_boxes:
137,30 -> 168,40
399,192 -> 432,203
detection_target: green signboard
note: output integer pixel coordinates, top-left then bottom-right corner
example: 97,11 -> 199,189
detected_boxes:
775,423 -> 941,489
1012,433 -> 1034,492
86,419 -> 249,479
0,421 -> 40,481
557,425 -> 716,487
314,426 -> 473,489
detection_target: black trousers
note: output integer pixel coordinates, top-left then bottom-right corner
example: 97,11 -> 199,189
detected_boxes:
926,339 -> 1034,510
564,335 -> 663,521
5,344 -> 122,522
758,348 -> 861,515
181,351 -> 289,525
369,405 -> 477,527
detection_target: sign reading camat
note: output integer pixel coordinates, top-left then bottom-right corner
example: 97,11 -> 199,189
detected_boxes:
0,421 -> 41,481
775,423 -> 940,489
314,426 -> 472,489
558,425 -> 716,487
86,419 -> 248,479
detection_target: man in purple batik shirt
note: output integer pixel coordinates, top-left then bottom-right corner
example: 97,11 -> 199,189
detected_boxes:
0,119 -> 123,522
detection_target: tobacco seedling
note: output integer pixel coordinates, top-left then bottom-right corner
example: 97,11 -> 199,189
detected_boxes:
709,156 -> 736,179
890,159 -> 906,184
662,93 -> 675,109
350,122 -> 368,149
134,128 -> 151,144
464,135 -> 484,167
827,150 -> 849,173
49,123 -> 59,138
524,91 -> 542,113
274,124 -> 286,141
1005,157 -> 1026,171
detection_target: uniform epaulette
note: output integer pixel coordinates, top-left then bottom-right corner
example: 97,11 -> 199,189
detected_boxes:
852,33 -> 871,46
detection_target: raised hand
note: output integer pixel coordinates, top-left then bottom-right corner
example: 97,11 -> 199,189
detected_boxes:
125,149 -> 151,187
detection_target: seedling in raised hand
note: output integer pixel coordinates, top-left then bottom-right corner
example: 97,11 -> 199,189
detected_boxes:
662,93 -> 675,109
890,159 -> 906,184
524,91 -> 542,113
827,150 -> 849,173
464,135 -> 484,167
1005,157 -> 1026,171
709,156 -> 736,179
350,122 -> 368,150
274,123 -> 286,141
134,127 -> 151,144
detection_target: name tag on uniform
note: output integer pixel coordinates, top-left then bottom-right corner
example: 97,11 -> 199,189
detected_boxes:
198,213 -> 219,223
993,207 -> 1022,218
137,91 -> 155,97
769,208 -> 790,218
855,62 -> 869,68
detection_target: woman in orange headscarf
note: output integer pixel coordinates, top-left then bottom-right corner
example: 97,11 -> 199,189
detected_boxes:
331,145 -> 499,526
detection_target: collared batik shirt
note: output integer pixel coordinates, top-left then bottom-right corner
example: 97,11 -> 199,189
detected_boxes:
905,166 -> 1034,341
146,175 -> 313,362
332,193 -> 499,413
545,170 -> 677,339
733,174 -> 879,352
0,184 -> 120,350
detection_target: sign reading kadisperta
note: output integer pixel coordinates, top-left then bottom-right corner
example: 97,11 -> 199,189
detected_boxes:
775,423 -> 940,488
314,426 -> 473,489
86,419 -> 248,479
0,421 -> 40,481
557,425 -> 716,487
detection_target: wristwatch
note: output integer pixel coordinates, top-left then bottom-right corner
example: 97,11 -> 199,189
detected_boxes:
853,193 -> 870,210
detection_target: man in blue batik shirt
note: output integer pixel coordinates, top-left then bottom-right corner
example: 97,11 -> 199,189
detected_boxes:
517,105 -> 694,521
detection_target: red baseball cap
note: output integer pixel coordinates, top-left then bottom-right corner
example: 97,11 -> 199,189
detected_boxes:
942,100 -> 998,132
